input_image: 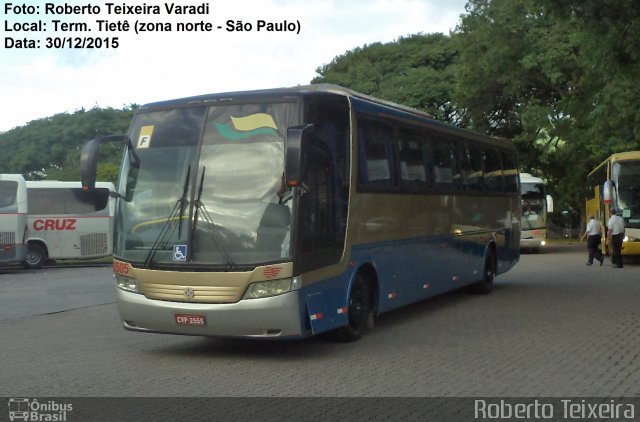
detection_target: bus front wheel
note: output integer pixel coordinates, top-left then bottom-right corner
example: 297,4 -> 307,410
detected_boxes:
24,243 -> 47,269
332,274 -> 375,342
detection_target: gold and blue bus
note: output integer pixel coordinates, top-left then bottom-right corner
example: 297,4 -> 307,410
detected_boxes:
0,174 -> 28,266
81,85 -> 521,341
586,151 -> 640,257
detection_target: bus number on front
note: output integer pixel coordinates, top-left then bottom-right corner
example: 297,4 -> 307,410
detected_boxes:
113,260 -> 129,275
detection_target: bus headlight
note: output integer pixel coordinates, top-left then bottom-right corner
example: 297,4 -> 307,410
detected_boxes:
115,274 -> 141,293
243,278 -> 294,299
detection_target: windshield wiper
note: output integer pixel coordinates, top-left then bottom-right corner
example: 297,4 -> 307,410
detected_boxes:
178,166 -> 191,239
143,166 -> 191,268
191,167 -> 236,270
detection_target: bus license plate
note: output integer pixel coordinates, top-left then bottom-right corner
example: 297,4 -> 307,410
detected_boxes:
175,313 -> 206,326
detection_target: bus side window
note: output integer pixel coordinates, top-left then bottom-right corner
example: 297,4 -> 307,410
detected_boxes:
432,137 -> 454,190
467,146 -> 485,191
398,127 -> 431,191
502,152 -> 519,192
484,148 -> 504,192
28,188 -> 64,214
453,142 -> 472,191
358,119 -> 394,189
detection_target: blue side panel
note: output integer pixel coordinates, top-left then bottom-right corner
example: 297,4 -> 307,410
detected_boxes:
297,231 -> 503,334
350,233 -> 486,314
305,289 -> 349,335
496,227 -> 519,274
452,235 -> 487,281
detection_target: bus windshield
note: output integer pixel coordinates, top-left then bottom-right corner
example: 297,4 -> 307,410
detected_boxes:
521,182 -> 546,230
613,160 -> 640,229
116,102 -> 299,267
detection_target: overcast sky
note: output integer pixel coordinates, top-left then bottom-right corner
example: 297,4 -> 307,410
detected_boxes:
0,0 -> 467,133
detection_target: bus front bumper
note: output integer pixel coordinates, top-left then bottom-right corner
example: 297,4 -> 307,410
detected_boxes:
622,239 -> 640,256
520,238 -> 546,249
117,288 -> 305,339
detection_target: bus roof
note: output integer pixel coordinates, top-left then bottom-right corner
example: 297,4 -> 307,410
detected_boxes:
588,151 -> 640,176
137,84 -> 514,151
25,181 -> 115,189
608,151 -> 640,162
519,173 -> 544,184
0,174 -> 26,182
139,84 -> 424,114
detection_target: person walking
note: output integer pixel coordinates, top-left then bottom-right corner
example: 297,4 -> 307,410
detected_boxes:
607,208 -> 625,268
581,215 -> 604,265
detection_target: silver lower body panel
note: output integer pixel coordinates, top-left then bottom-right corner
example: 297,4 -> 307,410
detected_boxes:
117,289 -> 305,339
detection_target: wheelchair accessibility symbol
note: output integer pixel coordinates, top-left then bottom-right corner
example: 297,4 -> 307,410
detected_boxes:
173,245 -> 187,261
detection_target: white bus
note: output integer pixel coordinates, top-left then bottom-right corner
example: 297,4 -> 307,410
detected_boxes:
0,174 -> 28,265
24,181 -> 115,268
520,173 -> 554,251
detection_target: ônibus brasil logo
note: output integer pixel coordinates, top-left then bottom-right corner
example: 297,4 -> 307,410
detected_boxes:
8,398 -> 73,421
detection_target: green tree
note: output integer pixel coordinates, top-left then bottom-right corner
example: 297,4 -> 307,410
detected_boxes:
539,0 -> 640,155
313,33 -> 461,124
453,0 -> 640,214
0,106 -> 134,184
453,0 -> 576,173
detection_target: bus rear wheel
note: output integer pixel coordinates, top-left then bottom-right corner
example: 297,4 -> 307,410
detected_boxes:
470,251 -> 495,294
332,274 -> 375,342
24,243 -> 47,269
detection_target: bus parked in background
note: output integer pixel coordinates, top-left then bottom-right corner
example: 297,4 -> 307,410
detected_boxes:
81,84 -> 520,341
586,151 -> 640,257
519,173 -> 554,252
24,181 -> 115,269
0,174 -> 28,265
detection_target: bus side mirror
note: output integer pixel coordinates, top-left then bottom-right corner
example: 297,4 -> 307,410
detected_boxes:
285,124 -> 314,188
546,195 -> 554,213
603,180 -> 613,205
81,135 -> 138,199
81,139 -> 100,191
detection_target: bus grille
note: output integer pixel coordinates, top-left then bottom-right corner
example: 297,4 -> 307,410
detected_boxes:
142,283 -> 243,303
80,233 -> 109,256
0,231 -> 16,260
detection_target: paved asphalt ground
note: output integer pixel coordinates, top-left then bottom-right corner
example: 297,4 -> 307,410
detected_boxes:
0,242 -> 638,420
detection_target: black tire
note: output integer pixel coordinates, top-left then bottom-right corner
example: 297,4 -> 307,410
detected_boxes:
332,274 -> 375,342
24,243 -> 47,269
470,251 -> 495,294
